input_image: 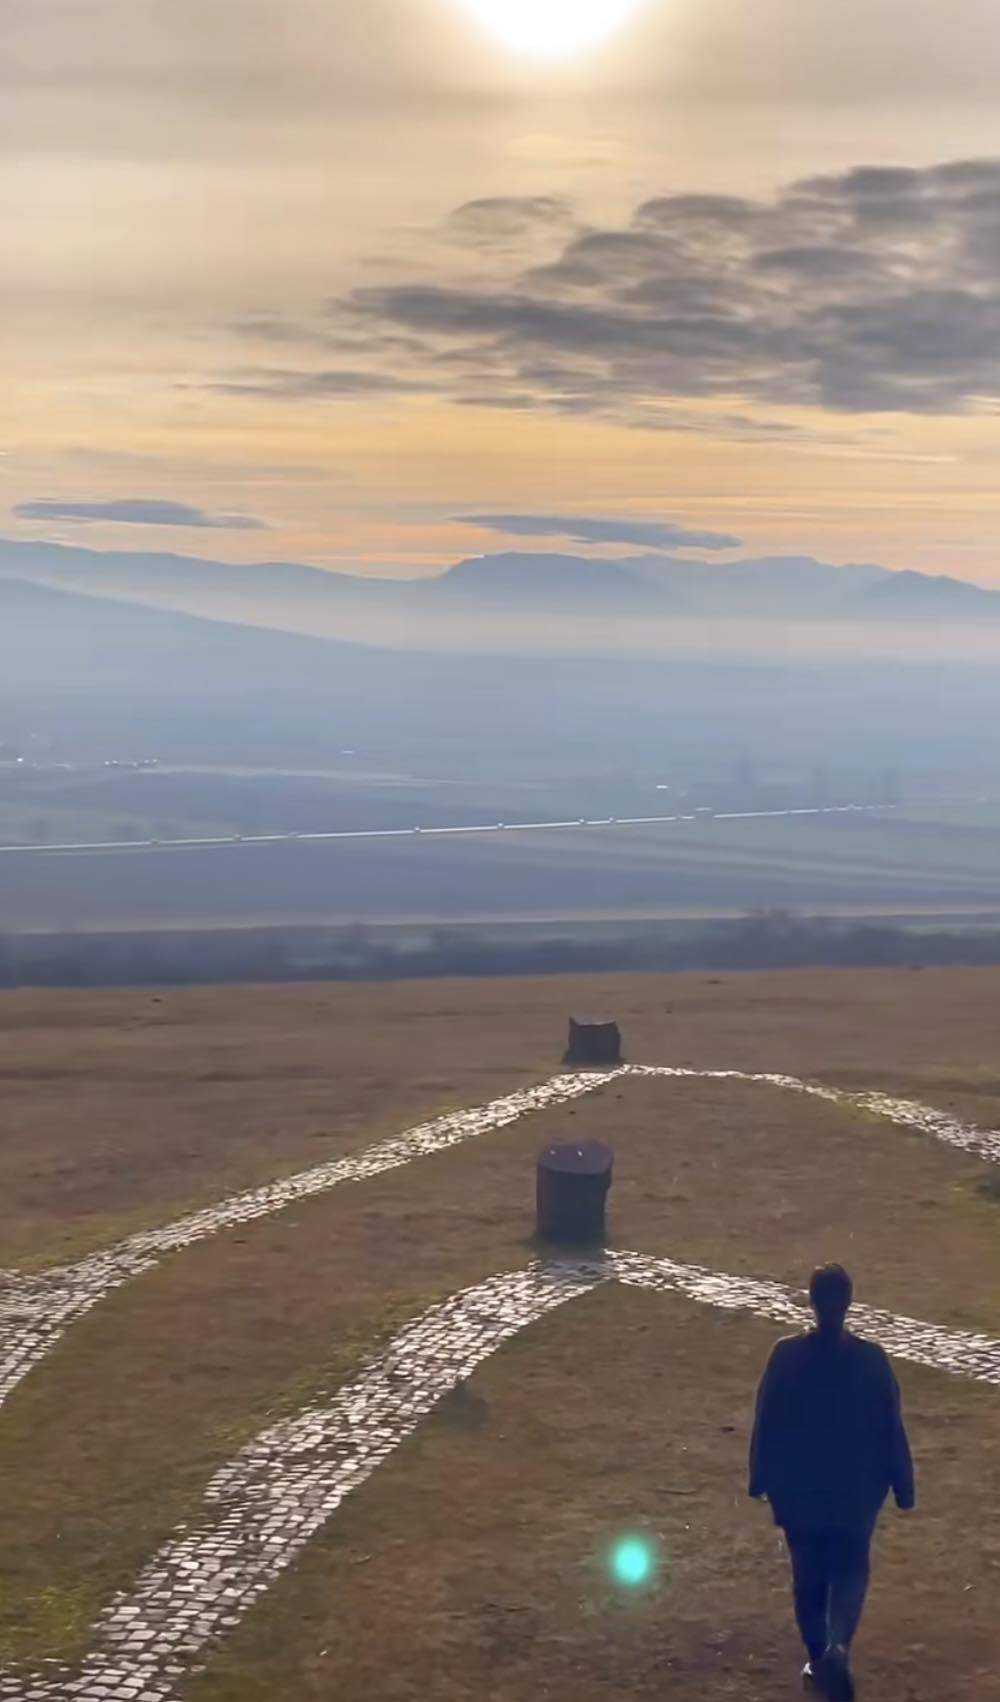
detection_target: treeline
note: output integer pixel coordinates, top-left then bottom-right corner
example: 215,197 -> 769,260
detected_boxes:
4,910 -> 1000,988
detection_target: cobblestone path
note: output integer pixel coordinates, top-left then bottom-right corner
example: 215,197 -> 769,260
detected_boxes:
1,1063 -> 998,1698
3,1248 -> 998,1701
1,1064 -> 996,1414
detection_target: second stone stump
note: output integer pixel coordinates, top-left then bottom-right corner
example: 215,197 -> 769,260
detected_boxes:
564,1017 -> 623,1067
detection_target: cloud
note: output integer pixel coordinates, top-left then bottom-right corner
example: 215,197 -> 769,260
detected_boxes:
447,196 -> 576,247
202,367 -> 429,399
462,514 -> 741,550
334,156 -> 1000,419
14,498 -> 267,529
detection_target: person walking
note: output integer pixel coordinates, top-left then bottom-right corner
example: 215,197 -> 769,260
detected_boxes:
749,1264 -> 915,1700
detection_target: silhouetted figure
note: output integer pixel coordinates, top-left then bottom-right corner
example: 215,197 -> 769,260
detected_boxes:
749,1265 -> 914,1700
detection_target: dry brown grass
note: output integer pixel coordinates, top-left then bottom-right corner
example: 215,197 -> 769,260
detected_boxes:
4,965 -> 1000,1266
1,968 -> 1000,1694
190,1289 -> 1000,1702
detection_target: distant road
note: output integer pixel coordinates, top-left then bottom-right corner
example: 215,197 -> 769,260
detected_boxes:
0,803 -> 900,858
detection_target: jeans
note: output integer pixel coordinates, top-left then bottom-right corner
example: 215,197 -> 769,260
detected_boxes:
785,1527 -> 872,1661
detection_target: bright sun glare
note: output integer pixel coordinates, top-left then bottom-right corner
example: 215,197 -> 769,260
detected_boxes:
458,0 -> 641,59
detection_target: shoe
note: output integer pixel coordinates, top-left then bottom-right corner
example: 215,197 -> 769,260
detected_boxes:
802,1661 -> 820,1692
816,1644 -> 855,1702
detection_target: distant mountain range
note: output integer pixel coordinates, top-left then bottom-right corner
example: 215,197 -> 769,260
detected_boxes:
436,551 -> 1000,619
2,536 -> 999,639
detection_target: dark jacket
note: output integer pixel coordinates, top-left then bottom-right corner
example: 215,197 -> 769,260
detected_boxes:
749,1329 -> 915,1532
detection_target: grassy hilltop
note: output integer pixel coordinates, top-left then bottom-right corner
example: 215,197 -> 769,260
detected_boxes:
0,969 -> 999,1699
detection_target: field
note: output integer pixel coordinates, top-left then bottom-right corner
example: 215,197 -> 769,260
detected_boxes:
6,800 -> 1000,935
1,969 -> 1000,1699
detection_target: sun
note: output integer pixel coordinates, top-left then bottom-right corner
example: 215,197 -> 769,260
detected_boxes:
458,0 -> 641,60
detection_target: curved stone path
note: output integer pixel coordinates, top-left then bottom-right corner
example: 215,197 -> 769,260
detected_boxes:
1,1063 -> 998,1413
0,1070 -> 611,1410
3,1248 -> 1000,1701
1,1063 -> 999,1699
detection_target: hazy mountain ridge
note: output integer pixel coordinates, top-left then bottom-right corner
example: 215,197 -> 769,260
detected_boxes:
3,535 -> 999,631
0,575 -> 369,681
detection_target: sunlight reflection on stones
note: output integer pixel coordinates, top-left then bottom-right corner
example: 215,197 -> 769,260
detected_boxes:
1,1064 -> 998,1417
3,1250 -> 999,1700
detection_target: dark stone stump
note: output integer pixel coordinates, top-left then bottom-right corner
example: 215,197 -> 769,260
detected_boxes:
536,1140 -> 614,1245
564,1017 -> 623,1067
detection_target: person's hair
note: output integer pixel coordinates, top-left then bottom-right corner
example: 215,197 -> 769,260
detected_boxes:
809,1263 -> 853,1325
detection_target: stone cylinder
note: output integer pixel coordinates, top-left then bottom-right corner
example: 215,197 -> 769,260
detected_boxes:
536,1140 -> 614,1244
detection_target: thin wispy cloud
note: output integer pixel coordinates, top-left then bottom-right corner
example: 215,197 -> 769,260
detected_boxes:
446,196 -> 577,248
14,498 -> 268,530
202,368 -> 431,400
462,514 -> 741,550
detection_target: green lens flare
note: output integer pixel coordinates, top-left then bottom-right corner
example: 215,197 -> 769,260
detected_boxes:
611,1537 -> 653,1586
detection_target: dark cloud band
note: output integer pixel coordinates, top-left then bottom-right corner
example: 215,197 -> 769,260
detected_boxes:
14,499 -> 267,530
333,156 -> 1000,421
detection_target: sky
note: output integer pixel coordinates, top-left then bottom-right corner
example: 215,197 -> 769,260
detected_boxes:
6,0 -> 1000,583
